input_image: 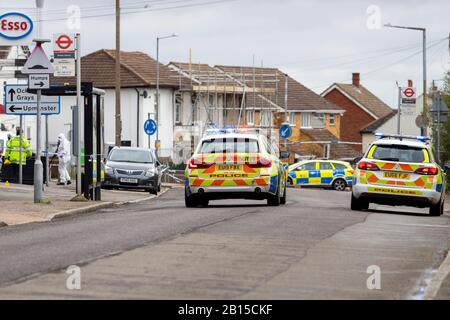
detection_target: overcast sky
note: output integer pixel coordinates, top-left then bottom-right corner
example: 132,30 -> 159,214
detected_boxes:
2,0 -> 449,108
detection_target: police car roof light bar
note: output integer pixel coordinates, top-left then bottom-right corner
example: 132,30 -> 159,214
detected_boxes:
204,127 -> 262,136
374,132 -> 430,142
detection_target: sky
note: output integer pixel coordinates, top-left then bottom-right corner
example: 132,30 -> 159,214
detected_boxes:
1,0 -> 449,108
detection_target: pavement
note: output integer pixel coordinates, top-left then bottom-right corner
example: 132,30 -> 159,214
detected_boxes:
0,187 -> 449,299
0,180 -> 171,226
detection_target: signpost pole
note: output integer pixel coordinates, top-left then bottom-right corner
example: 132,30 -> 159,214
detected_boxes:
19,115 -> 23,184
34,88 -> 43,202
45,115 -> 49,186
76,33 -> 82,197
437,92 -> 441,165
284,74 -> 288,151
397,85 -> 401,134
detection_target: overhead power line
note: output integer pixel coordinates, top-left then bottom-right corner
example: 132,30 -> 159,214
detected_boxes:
29,0 -> 239,23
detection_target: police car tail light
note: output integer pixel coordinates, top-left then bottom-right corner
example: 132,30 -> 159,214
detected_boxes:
188,158 -> 211,169
247,158 -> 272,168
358,161 -> 379,171
415,167 -> 438,175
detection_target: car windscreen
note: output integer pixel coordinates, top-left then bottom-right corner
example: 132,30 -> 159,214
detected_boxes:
370,145 -> 427,163
199,138 -> 259,154
109,149 -> 154,163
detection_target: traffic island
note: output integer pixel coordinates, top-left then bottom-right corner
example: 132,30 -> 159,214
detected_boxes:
0,182 -> 171,227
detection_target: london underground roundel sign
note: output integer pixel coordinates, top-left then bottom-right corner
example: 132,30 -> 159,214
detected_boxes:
0,12 -> 33,40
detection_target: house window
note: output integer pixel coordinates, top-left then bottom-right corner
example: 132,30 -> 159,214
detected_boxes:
246,110 -> 255,125
312,113 -> 325,128
301,112 -> 311,128
260,110 -> 271,127
289,112 -> 296,126
329,114 -> 335,126
175,93 -> 182,124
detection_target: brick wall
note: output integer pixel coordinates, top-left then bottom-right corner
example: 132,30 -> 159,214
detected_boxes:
323,88 -> 375,147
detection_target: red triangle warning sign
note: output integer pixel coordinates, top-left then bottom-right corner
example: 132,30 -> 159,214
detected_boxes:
22,43 -> 54,74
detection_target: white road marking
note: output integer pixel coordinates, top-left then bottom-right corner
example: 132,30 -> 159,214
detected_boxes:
422,250 -> 450,300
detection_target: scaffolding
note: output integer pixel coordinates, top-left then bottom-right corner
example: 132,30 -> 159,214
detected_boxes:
169,61 -> 286,160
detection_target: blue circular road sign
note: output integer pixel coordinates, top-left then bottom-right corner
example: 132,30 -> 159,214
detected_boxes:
279,123 -> 292,139
144,119 -> 157,136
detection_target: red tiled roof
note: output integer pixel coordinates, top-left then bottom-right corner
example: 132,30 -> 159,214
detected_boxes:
333,83 -> 393,118
51,49 -> 190,89
216,65 -> 343,112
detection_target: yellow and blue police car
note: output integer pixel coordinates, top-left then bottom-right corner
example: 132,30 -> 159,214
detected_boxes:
352,133 -> 448,216
185,128 -> 287,207
288,159 -> 354,191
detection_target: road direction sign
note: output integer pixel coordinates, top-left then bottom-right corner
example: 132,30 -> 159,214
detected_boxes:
4,84 -> 60,115
28,74 -> 50,89
279,122 -> 292,139
144,119 -> 157,136
22,42 -> 54,74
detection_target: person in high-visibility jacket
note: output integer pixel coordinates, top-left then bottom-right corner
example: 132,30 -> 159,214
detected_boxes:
4,127 -> 32,165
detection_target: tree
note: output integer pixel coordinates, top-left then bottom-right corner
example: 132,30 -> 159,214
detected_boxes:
431,71 -> 450,165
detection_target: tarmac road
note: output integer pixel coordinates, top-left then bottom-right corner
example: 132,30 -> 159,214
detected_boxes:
0,187 -> 449,299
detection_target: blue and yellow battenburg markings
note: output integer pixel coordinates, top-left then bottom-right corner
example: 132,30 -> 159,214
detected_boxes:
289,168 -> 353,186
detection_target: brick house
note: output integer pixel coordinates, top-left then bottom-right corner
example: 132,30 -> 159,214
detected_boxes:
321,73 -> 393,151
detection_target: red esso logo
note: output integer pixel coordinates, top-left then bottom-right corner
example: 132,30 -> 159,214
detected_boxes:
0,12 -> 33,40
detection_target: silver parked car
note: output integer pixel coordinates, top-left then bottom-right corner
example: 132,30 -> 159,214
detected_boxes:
102,147 -> 162,194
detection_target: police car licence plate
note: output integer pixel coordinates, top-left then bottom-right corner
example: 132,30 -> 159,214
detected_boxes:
120,178 -> 138,183
217,164 -> 242,171
384,172 -> 410,179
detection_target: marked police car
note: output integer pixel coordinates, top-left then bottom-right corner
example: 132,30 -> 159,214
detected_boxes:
184,128 -> 287,207
288,160 -> 354,191
351,133 -> 448,216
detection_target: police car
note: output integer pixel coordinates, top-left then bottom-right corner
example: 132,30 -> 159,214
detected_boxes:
288,160 -> 353,191
351,133 -> 448,216
185,128 -> 287,207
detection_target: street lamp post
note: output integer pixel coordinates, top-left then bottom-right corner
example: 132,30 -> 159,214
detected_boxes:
155,33 -> 178,155
384,24 -> 427,135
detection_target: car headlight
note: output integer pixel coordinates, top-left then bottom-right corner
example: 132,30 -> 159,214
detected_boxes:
105,165 -> 115,174
145,168 -> 157,177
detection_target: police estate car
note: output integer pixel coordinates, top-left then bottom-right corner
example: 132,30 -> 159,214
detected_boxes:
185,128 -> 287,207
288,159 -> 353,191
351,133 -> 448,216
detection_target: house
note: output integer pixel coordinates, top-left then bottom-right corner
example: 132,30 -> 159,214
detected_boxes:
48,49 -> 191,160
321,73 -> 393,151
360,111 -> 397,153
168,63 -> 357,163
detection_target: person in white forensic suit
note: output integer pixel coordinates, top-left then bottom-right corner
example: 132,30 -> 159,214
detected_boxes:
56,133 -> 72,185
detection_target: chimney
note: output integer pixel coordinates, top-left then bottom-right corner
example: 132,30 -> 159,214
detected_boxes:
352,72 -> 360,87
408,79 -> 413,87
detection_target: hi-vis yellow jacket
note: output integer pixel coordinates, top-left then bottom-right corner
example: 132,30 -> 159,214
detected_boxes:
4,135 -> 32,165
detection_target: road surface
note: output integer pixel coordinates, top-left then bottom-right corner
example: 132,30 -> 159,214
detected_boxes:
0,187 -> 449,299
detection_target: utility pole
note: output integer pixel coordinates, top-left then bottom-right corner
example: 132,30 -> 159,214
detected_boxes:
284,74 -> 288,151
115,0 -> 121,146
384,24 -> 426,135
396,81 -> 401,134
155,33 -> 178,155
75,33 -> 82,197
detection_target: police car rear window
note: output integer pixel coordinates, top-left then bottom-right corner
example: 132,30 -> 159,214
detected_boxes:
370,145 -> 427,163
332,163 -> 347,170
199,138 -> 259,154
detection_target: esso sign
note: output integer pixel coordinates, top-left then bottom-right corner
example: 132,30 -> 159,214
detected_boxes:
0,12 -> 33,40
